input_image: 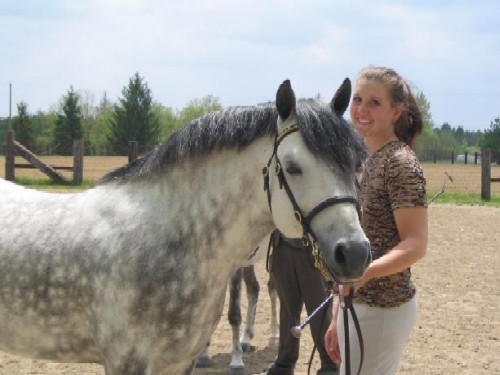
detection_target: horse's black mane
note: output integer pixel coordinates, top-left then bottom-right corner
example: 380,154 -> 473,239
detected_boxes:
99,99 -> 366,185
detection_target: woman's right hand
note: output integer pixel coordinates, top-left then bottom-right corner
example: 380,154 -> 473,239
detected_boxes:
325,322 -> 341,363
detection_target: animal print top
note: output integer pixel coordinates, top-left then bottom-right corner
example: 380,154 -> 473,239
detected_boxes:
354,140 -> 427,308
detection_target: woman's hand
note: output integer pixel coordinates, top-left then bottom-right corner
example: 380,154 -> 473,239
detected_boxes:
325,322 -> 341,363
332,270 -> 371,296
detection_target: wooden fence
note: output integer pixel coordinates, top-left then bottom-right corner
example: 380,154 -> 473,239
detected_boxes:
4,131 -> 83,185
481,149 -> 500,200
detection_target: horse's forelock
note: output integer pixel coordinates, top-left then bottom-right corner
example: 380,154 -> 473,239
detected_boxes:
295,99 -> 366,174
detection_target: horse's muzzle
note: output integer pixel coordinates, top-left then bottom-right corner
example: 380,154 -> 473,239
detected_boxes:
324,238 -> 372,283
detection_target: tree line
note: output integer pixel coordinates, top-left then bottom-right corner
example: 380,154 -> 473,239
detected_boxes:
0,73 -> 221,157
1,72 -> 499,163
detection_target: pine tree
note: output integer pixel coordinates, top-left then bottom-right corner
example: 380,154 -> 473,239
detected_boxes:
109,72 -> 160,155
54,87 -> 83,155
12,101 -> 35,150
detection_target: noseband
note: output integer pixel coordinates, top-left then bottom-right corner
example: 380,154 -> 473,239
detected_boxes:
262,123 -> 361,282
263,123 -> 365,375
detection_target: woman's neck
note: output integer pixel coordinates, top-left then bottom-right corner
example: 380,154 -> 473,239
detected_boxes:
365,133 -> 398,154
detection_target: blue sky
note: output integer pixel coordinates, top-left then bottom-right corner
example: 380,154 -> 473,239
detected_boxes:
1,0 -> 499,131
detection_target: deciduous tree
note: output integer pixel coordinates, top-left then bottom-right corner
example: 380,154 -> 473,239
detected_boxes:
480,117 -> 500,163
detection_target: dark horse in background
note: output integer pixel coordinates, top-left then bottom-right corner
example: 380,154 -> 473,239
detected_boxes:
0,79 -> 370,374
196,237 -> 279,374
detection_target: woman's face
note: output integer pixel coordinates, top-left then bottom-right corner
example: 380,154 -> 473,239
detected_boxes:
349,78 -> 402,144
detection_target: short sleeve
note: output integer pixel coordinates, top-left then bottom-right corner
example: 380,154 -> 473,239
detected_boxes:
385,148 -> 427,210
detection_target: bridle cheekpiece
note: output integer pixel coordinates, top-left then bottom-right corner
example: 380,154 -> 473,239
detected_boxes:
262,123 -> 361,283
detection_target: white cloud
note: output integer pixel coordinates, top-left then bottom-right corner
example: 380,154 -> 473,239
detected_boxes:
0,0 -> 498,130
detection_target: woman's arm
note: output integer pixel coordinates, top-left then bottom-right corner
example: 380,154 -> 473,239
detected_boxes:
358,206 -> 428,289
325,300 -> 341,362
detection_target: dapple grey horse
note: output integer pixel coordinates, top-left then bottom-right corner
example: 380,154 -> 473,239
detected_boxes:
0,79 -> 370,374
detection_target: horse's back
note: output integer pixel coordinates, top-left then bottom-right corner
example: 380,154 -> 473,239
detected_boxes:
0,178 -> 29,195
0,178 -> 76,203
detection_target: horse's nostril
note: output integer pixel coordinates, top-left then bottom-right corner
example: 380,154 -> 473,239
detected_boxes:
334,243 -> 347,264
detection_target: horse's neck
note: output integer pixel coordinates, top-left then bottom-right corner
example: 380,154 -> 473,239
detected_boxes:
115,137 -> 275,268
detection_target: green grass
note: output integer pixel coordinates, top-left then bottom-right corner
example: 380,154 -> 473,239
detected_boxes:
13,176 -> 97,190
427,191 -> 500,207
9,177 -> 500,207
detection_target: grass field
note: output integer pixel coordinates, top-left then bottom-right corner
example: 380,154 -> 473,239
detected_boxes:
1,155 -> 499,197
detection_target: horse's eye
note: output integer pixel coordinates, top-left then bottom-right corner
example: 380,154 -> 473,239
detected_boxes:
285,163 -> 302,175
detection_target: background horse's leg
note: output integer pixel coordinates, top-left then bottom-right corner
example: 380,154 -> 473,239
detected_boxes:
228,267 -> 245,375
195,343 -> 211,368
267,275 -> 280,349
240,265 -> 260,352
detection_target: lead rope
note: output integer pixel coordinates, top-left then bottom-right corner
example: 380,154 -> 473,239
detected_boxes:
339,285 -> 364,375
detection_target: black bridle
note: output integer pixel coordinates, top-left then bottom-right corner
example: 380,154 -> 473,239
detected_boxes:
263,123 -> 365,375
262,123 -> 361,281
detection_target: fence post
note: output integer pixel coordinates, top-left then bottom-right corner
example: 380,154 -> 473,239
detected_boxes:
481,149 -> 491,201
474,152 -> 478,165
128,141 -> 139,162
451,151 -> 455,164
73,139 -> 84,185
5,130 -> 15,181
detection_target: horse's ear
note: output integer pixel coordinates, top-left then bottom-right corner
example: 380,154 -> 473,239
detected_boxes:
276,79 -> 296,120
330,78 -> 351,116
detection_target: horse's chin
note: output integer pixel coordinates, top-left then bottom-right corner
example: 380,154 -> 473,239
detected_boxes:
326,262 -> 365,285
330,273 -> 363,285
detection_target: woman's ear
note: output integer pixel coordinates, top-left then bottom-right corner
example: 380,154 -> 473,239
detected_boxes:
392,104 -> 404,124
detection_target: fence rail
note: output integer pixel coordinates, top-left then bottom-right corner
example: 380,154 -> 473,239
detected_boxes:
4,131 -> 83,185
419,150 -> 483,165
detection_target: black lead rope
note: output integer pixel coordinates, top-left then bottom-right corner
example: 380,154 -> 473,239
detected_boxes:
342,287 -> 364,375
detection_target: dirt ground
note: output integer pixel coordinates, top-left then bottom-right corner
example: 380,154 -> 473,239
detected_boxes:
0,204 -> 498,374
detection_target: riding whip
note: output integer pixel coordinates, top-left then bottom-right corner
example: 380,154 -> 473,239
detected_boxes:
428,171 -> 453,203
291,284 -> 364,375
291,293 -> 334,338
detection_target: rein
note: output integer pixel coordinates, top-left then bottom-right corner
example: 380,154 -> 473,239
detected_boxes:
263,124 -> 365,375
339,285 -> 364,375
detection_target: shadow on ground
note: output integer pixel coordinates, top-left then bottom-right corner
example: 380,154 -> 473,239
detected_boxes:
193,346 -> 276,374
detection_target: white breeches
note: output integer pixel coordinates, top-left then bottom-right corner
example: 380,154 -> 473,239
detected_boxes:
337,296 -> 418,375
